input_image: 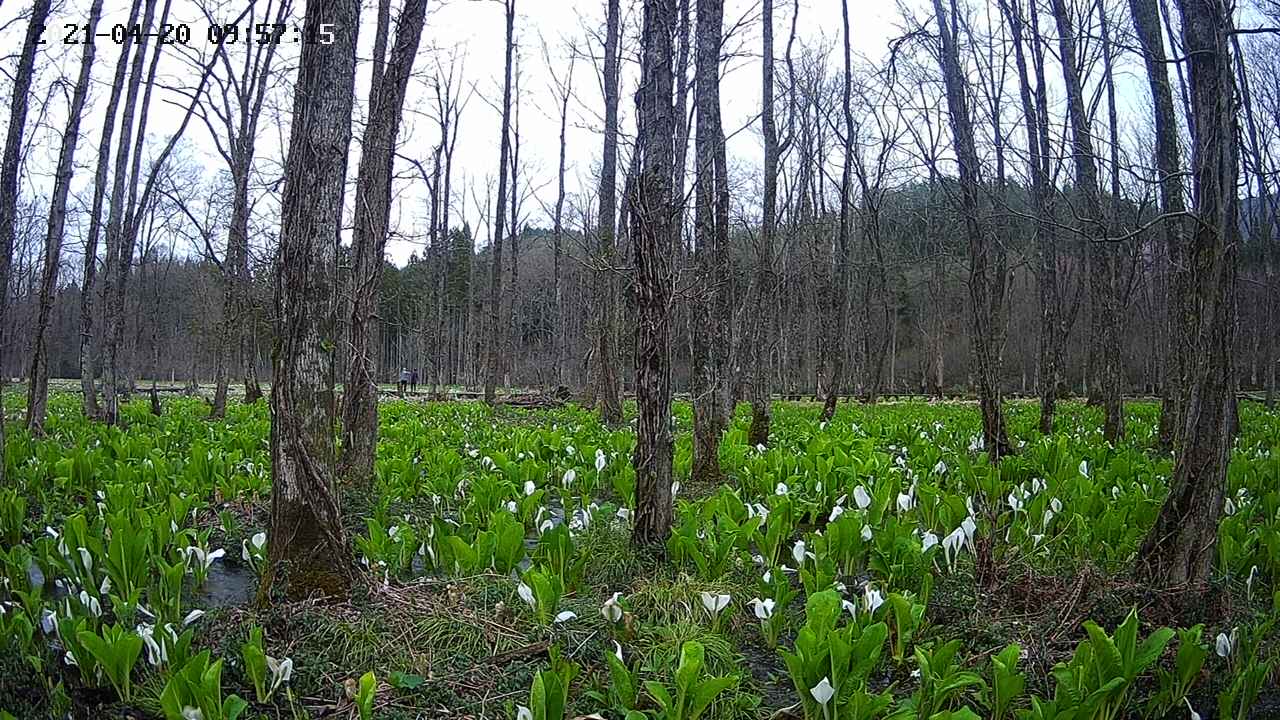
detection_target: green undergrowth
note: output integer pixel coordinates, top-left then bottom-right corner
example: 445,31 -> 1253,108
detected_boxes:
0,392 -> 1277,718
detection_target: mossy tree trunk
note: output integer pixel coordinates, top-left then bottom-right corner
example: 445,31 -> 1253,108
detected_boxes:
690,0 -> 730,484
262,0 -> 362,601
1139,0 -> 1240,590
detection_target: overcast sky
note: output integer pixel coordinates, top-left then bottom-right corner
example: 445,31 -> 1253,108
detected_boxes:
0,0 -> 919,266
3,0 -> 1175,268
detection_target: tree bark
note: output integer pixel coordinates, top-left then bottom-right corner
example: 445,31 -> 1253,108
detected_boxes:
595,0 -> 624,425
748,0 -> 786,447
0,0 -> 52,477
484,0 -> 516,405
261,0 -> 362,601
999,0 -> 1056,434
27,0 -> 102,433
340,0 -> 429,486
931,0 -> 1013,459
820,0 -> 855,422
79,0 -> 145,421
690,0 -> 731,484
631,0 -> 678,548
1050,0 -> 1124,442
206,1 -> 290,415
102,0 -> 167,424
1138,0 -> 1240,590
552,52 -> 574,391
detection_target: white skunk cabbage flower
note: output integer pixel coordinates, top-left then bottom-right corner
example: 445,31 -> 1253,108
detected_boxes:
1216,629 -> 1237,658
699,592 -> 731,619
601,592 -> 624,623
810,677 -> 835,707
267,656 -> 293,690
864,585 -> 884,614
852,486 -> 871,510
517,582 -> 536,609
749,598 -> 775,619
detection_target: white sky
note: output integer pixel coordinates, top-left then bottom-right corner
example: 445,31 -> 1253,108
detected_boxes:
3,0 -> 1171,268
1,0 -> 911,267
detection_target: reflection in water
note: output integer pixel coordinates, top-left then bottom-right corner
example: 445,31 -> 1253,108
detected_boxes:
198,562 -> 255,608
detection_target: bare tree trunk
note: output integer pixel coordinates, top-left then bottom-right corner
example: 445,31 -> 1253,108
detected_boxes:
595,0 -> 624,425
748,0 -> 790,447
261,0 -> 362,601
233,156 -> 264,406
102,0 -> 166,424
207,1 -> 290,414
1139,0 -> 1240,590
506,50 -> 523,390
430,62 -> 463,396
340,0 -> 429,486
1050,0 -> 1124,441
484,0 -> 516,405
820,0 -> 855,422
631,0 -> 677,548
1268,217 -> 1278,409
0,0 -> 52,476
1000,0 -> 1056,434
27,0 -> 102,433
690,0 -> 730,484
552,51 -> 575,390
80,0 -> 145,421
932,0 -> 1013,458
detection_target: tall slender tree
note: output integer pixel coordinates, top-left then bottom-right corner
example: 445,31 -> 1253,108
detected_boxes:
690,0 -> 730,484
595,0 -> 624,425
930,0 -> 1013,458
0,0 -> 53,478
340,0 -> 430,486
101,0 -> 167,424
748,0 -> 793,446
200,0 -> 291,416
80,0 -> 145,421
999,0 -> 1057,434
27,0 -> 102,433
631,0 -> 678,547
1050,0 -> 1125,441
484,0 -> 517,405
548,42 -> 576,390
820,0 -> 855,422
1129,0 -> 1190,446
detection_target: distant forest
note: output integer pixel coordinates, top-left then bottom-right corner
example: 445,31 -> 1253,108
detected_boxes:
4,184 -> 1274,398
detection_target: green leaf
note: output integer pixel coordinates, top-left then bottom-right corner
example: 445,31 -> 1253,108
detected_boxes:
676,641 -> 706,695
1082,621 -> 1123,682
224,694 -> 249,720
645,680 -> 674,713
1133,627 -> 1175,675
389,671 -> 426,690
689,676 -> 737,720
